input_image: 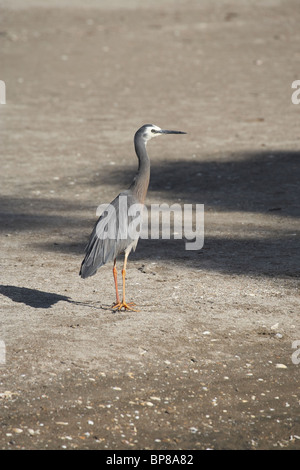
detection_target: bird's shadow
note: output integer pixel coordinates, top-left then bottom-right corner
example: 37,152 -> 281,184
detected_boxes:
0,284 -> 113,311
0,285 -> 71,309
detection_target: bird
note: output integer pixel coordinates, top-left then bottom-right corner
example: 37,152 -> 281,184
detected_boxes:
79,124 -> 186,311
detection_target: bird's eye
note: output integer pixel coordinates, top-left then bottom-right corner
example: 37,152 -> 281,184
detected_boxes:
151,129 -> 156,133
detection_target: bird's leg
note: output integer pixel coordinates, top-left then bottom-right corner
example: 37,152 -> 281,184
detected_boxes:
121,252 -> 138,311
111,259 -> 121,307
112,253 -> 137,312
122,253 -> 127,304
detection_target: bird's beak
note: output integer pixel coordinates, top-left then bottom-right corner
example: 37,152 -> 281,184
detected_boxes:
160,129 -> 187,135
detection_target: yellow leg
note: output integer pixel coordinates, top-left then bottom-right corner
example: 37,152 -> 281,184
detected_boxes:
112,253 -> 137,312
122,252 -> 128,304
112,259 -> 120,306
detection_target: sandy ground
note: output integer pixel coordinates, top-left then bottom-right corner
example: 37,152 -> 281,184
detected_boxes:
0,0 -> 299,450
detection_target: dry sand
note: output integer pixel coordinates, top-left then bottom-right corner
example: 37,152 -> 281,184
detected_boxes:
0,0 -> 299,449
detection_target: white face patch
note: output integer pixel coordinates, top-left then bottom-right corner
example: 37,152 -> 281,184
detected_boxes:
142,124 -> 162,142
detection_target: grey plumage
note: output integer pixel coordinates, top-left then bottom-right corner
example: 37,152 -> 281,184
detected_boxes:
79,124 -> 186,310
79,190 -> 140,278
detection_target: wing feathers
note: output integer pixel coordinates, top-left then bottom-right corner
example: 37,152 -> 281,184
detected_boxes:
79,192 -> 142,278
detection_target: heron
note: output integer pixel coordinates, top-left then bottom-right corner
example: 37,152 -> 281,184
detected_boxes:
79,124 -> 186,311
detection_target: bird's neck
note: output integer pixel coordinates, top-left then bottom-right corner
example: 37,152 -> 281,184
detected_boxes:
130,139 -> 150,203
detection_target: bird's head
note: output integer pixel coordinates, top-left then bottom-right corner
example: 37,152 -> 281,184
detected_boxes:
135,124 -> 186,144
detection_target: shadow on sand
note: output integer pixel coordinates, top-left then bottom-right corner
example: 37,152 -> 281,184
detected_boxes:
1,150 -> 299,280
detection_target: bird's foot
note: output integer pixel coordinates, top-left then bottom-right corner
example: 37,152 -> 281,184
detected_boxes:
112,301 -> 138,312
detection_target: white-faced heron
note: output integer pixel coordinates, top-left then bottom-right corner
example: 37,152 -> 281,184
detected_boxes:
79,124 -> 186,311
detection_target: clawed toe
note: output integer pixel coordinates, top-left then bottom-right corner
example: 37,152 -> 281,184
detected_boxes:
112,301 -> 138,312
